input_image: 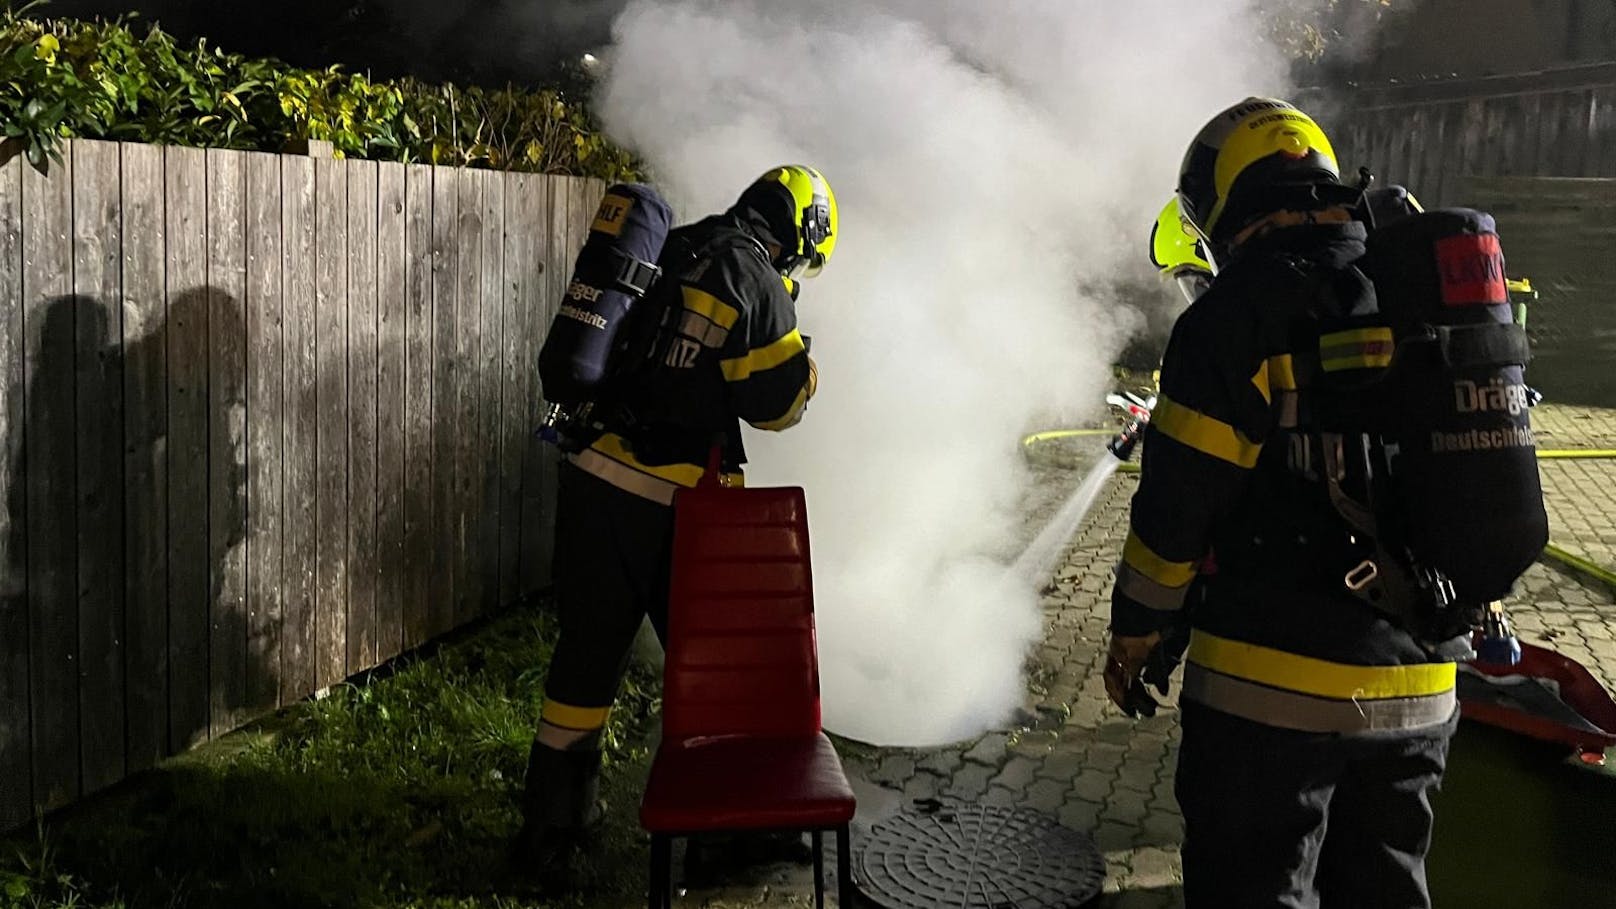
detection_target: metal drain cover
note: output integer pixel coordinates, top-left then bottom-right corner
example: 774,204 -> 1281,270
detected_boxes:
855,802 -> 1106,909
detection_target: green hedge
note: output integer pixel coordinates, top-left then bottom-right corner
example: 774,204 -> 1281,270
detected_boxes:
0,4 -> 640,180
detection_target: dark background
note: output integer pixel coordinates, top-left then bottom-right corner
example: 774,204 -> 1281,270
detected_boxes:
33,0 -> 1616,89
40,0 -> 631,87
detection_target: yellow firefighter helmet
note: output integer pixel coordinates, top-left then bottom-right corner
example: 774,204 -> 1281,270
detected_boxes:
746,165 -> 838,280
1177,98 -> 1340,246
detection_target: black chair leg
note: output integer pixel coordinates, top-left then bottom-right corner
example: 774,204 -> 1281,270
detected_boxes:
649,834 -> 673,909
836,824 -> 854,906
812,829 -> 826,909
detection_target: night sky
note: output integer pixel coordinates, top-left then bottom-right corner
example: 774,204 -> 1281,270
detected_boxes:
42,0 -> 629,87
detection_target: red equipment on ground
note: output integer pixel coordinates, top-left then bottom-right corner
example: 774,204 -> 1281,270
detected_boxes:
1461,636 -> 1616,766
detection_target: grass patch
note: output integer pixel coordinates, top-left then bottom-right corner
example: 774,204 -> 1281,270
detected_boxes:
0,600 -> 661,909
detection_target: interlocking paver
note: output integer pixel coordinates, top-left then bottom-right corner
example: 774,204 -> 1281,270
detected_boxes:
1059,796 -> 1103,832
1105,788 -> 1152,826
900,770 -> 945,801
868,753 -> 916,787
1094,821 -> 1140,853
991,755 -> 1040,791
981,785 -> 1019,808
1115,761 -> 1159,795
962,732 -> 1009,766
915,748 -> 962,776
1024,777 -> 1068,814
1038,749 -> 1089,780
948,762 -> 994,801
1071,768 -> 1115,803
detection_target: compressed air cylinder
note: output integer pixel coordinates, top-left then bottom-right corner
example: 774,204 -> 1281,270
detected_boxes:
538,183 -> 673,407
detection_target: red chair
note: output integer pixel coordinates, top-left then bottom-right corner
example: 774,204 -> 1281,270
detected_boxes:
639,482 -> 857,909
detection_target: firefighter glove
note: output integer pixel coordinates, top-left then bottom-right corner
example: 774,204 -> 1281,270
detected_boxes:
1104,632 -> 1163,719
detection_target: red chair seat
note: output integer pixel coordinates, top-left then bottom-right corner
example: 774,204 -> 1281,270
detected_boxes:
641,732 -> 856,833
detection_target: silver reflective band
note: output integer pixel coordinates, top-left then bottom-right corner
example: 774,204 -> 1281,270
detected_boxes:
570,449 -> 679,506
1182,664 -> 1458,734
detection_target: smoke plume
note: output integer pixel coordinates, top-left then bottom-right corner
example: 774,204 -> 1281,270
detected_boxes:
598,1 -> 1297,746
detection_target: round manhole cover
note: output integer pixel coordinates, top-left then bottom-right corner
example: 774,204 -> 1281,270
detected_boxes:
855,801 -> 1106,909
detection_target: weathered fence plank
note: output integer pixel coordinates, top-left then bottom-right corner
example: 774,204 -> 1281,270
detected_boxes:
71,140 -> 126,796
521,176 -> 560,592
1432,102 -> 1465,206
245,151 -> 284,715
165,146 -> 209,752
1593,86 -> 1616,178
1561,89 -> 1594,178
477,170 -> 504,617
1532,92 -> 1563,178
0,154 -> 29,828
24,144 -> 79,810
314,157 -> 349,689
375,162 -> 406,661
121,141 -> 168,773
520,173 -> 552,591
497,173 -> 528,608
347,161 -> 379,673
207,149 -> 249,739
280,154 -> 318,703
453,169 -> 481,626
1334,72 -> 1616,205
402,164 -> 433,649
430,168 -> 457,637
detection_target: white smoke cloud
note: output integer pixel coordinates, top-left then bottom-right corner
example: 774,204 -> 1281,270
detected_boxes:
598,0 -> 1295,746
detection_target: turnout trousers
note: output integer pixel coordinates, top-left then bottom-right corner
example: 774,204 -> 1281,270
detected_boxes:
543,461 -> 676,727
1174,700 -> 1457,909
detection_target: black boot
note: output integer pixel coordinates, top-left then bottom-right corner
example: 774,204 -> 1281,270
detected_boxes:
508,738 -> 605,888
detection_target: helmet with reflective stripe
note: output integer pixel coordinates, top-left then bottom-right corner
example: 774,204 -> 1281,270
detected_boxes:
743,165 -> 838,281
1177,98 -> 1340,247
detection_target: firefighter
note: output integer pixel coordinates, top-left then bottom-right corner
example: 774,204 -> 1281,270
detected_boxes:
1150,196 -> 1215,305
510,165 -> 836,879
1104,100 -> 1461,908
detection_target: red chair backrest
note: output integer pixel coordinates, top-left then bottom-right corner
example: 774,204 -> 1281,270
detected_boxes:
662,484 -> 822,741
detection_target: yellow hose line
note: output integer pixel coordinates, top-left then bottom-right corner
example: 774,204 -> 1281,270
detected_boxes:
1538,449 -> 1616,459
1542,544 -> 1616,591
1020,428 -> 1114,447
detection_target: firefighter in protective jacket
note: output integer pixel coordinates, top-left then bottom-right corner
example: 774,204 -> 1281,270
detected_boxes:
1104,100 -> 1461,908
511,165 -> 836,878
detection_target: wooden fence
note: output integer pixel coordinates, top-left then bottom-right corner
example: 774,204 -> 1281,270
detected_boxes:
0,138 -> 602,829
1319,62 -> 1616,207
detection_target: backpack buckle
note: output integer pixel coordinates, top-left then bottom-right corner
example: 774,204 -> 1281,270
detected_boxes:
1345,559 -> 1380,591
608,249 -> 662,297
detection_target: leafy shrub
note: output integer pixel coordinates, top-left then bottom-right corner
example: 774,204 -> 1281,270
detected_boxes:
0,3 -> 640,180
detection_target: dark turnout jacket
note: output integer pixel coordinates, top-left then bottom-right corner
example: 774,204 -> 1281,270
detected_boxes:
571,208 -> 814,505
1110,220 -> 1459,736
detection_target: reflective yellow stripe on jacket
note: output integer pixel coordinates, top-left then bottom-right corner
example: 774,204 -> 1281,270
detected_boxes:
1183,630 -> 1457,734
1151,395 -> 1263,468
1319,327 -> 1394,373
1115,530 -> 1197,611
721,328 -> 805,382
571,433 -> 745,506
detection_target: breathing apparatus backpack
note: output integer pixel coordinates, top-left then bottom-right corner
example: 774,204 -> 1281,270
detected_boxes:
1313,207 -> 1549,648
537,183 -> 674,451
